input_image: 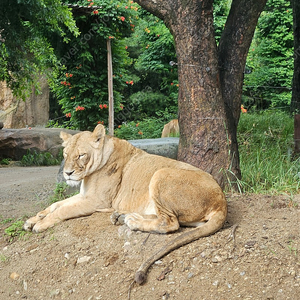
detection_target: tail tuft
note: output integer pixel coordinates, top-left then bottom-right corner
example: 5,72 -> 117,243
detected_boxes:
135,271 -> 146,285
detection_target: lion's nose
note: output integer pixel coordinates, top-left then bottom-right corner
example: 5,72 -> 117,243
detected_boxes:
65,170 -> 74,177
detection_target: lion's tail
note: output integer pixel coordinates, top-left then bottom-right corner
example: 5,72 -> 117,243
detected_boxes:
135,210 -> 226,285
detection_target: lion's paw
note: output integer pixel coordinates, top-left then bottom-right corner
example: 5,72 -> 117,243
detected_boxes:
32,221 -> 52,233
110,211 -> 125,225
23,219 -> 35,232
125,213 -> 144,231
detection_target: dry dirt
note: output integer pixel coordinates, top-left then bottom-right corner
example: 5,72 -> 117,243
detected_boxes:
0,165 -> 300,300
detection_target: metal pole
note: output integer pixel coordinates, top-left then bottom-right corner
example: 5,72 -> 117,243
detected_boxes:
107,38 -> 114,136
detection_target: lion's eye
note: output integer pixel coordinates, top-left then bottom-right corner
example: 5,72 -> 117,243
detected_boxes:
78,154 -> 86,160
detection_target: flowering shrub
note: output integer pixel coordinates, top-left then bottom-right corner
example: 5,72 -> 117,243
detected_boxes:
51,0 -> 139,130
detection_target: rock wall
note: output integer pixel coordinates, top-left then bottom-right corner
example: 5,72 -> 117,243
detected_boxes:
0,77 -> 49,129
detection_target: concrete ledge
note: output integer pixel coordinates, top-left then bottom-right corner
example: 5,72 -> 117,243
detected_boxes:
128,137 -> 179,159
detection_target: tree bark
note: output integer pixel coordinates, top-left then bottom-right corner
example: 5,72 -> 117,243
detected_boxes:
136,0 -> 266,188
291,0 -> 300,113
218,0 -> 267,182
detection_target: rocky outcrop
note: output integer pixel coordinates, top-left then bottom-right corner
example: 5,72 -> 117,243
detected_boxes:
0,78 -> 49,129
0,128 -> 79,160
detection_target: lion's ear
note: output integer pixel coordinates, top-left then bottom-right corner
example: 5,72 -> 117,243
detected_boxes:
91,124 -> 106,146
60,131 -> 72,146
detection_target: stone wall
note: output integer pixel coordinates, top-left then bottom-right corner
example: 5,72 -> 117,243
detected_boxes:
0,77 -> 49,129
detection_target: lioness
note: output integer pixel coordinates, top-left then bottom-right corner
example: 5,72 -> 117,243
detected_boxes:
24,124 -> 227,284
161,119 -> 179,137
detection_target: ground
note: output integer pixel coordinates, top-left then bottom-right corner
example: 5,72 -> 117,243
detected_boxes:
0,166 -> 299,300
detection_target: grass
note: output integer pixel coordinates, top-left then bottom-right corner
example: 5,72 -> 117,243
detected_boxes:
3,219 -> 27,242
20,150 -> 63,166
49,182 -> 78,204
238,110 -> 299,194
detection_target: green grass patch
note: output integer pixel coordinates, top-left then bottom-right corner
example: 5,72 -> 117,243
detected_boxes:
238,110 -> 299,194
4,219 -> 27,242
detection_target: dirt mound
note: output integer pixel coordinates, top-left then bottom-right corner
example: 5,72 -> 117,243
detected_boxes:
0,167 -> 299,299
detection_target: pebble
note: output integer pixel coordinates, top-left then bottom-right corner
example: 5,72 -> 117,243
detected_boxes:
10,272 -> 20,280
23,280 -> 28,291
212,280 -> 219,286
77,256 -> 91,264
50,289 -> 60,297
64,253 -> 70,260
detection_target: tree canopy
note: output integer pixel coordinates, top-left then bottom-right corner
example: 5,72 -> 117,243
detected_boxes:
0,0 -> 78,99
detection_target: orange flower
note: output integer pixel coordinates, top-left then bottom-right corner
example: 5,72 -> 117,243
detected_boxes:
136,123 -> 139,127
103,104 -> 108,109
138,131 -> 143,135
241,105 -> 247,113
76,106 -> 85,111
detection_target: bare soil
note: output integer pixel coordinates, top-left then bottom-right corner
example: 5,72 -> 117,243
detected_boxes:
0,166 -> 299,300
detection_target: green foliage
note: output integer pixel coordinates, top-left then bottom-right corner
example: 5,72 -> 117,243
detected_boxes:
120,9 -> 178,121
20,150 -> 62,166
4,219 -> 26,242
0,158 -> 11,165
243,0 -> 293,110
238,110 -> 299,193
0,0 -> 79,99
213,0 -> 231,43
49,182 -> 78,204
115,109 -> 177,139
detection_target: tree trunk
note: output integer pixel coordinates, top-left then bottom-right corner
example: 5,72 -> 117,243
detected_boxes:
136,0 -> 267,189
291,0 -> 300,113
218,0 -> 267,182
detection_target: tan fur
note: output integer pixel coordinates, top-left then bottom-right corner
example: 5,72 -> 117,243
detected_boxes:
24,124 -> 227,284
161,119 -> 179,137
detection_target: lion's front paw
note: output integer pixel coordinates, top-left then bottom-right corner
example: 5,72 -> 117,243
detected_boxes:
125,213 -> 144,231
23,216 -> 40,232
32,220 -> 53,233
23,219 -> 35,232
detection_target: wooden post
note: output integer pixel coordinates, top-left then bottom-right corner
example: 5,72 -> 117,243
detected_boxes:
107,38 -> 114,136
294,114 -> 300,154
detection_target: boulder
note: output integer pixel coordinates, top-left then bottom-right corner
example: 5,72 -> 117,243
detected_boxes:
0,127 -> 79,160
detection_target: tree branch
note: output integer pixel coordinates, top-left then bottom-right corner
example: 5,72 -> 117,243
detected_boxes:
134,0 -> 171,21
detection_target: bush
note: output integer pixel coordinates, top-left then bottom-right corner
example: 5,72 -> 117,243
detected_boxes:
21,150 -> 62,166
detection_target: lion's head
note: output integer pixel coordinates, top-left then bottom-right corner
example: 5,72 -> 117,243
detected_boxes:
60,124 -> 111,187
